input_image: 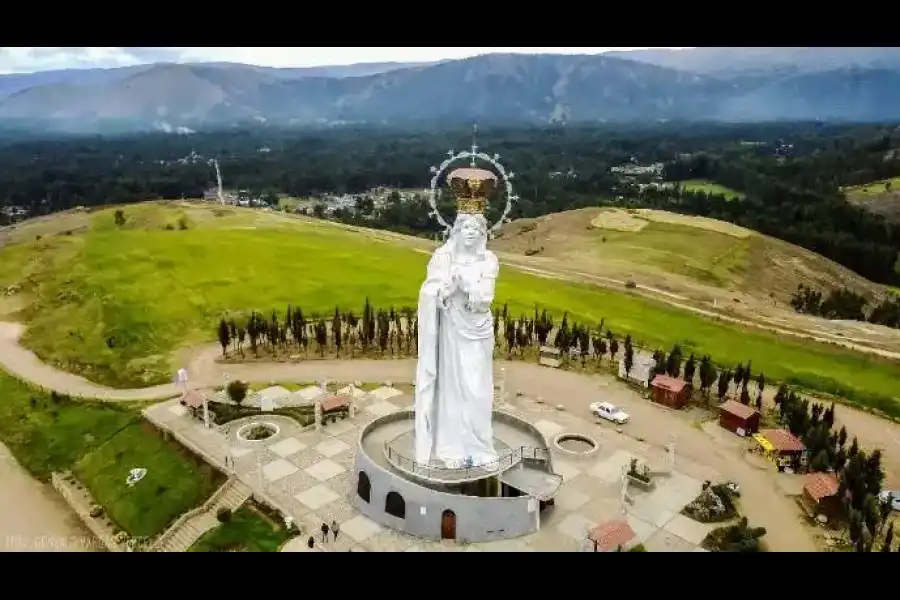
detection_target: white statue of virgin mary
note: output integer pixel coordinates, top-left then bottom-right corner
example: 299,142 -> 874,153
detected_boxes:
414,168 -> 499,468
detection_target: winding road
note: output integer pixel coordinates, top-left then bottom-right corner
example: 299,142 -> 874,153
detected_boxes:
1,319 -> 899,552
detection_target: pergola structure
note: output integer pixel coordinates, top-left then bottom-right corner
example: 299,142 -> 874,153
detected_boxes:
181,390 -> 210,428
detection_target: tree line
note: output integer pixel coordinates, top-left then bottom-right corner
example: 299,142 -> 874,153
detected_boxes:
773,386 -> 893,552
2,121 -> 899,283
791,284 -> 900,328
215,299 -> 774,411
216,299 -> 418,360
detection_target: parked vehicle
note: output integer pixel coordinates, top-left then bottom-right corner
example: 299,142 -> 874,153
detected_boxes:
589,401 -> 629,425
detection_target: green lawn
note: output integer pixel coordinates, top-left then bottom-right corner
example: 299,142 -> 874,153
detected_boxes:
842,176 -> 900,198
0,373 -> 137,478
190,505 -> 291,552
0,369 -> 222,537
2,203 -> 900,415
680,179 -> 745,201
75,422 -> 223,538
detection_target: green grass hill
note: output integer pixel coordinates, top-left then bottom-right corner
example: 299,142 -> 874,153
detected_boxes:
1,201 -> 899,415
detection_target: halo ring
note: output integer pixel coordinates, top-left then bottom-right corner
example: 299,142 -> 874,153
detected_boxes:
428,150 -> 519,237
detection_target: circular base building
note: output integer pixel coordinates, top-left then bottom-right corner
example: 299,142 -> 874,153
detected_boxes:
351,409 -> 563,543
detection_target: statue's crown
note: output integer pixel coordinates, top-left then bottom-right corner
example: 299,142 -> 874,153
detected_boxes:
448,167 -> 497,214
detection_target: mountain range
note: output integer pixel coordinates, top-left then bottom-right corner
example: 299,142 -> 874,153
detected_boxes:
2,48 -> 900,134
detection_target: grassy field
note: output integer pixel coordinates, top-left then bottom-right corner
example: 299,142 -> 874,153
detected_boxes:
494,207 -> 881,302
842,176 -> 900,198
842,176 -> 900,225
75,422 -> 222,538
501,208 -> 752,288
589,219 -> 749,287
0,369 -> 221,537
0,372 -> 137,478
190,505 -> 291,552
680,179 -> 745,201
2,202 -> 900,414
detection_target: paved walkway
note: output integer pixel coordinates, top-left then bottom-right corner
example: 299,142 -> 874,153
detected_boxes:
1,317 -> 898,495
0,320 -> 867,551
144,388 -> 720,552
7,318 -> 897,497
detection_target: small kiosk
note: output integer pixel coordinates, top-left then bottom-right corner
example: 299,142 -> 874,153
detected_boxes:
752,428 -> 805,471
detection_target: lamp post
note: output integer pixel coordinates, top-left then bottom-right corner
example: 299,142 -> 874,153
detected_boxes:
256,450 -> 263,493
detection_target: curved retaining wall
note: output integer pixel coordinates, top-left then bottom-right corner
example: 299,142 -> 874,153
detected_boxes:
351,410 -> 549,543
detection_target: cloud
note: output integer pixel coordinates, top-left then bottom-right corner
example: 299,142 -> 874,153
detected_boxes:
0,47 -> 692,74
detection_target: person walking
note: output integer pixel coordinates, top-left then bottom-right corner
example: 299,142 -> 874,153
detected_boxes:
307,536 -> 315,549
321,522 -> 330,543
332,520 -> 340,541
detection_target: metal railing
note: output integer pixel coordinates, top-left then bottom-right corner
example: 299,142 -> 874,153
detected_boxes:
384,439 -> 550,481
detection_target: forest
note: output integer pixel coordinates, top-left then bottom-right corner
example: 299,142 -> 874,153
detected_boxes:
791,284 -> 900,327
1,121 -> 899,283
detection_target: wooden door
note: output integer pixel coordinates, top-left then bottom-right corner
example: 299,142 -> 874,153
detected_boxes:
441,510 -> 456,540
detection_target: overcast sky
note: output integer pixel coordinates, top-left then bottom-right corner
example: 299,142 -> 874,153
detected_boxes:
0,47 -> 692,74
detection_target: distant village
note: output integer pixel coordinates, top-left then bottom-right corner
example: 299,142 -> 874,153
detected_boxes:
200,186 -> 428,218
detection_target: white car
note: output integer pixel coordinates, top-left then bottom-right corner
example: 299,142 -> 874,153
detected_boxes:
590,401 -> 629,425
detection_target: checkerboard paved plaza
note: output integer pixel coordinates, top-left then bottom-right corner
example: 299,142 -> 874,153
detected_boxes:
145,387 -> 720,552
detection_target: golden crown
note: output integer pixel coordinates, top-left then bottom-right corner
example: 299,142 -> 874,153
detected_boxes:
448,167 -> 497,214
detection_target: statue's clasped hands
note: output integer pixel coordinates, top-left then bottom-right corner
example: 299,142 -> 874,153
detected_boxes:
453,272 -> 485,312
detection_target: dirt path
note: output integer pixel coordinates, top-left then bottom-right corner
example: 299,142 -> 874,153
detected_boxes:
4,319 -> 899,550
0,443 -> 99,552
0,322 -> 180,401
3,318 -> 899,488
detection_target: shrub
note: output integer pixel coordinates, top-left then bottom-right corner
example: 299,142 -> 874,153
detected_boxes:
703,517 -> 767,552
216,507 -> 232,523
226,380 -> 249,405
88,504 -> 103,518
628,458 -> 651,482
683,484 -> 737,523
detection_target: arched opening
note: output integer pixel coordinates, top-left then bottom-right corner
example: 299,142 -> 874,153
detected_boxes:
385,491 -> 406,519
441,509 -> 456,540
357,471 -> 371,503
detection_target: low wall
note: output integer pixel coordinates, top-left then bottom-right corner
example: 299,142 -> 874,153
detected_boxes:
50,472 -> 125,552
353,411 -> 544,543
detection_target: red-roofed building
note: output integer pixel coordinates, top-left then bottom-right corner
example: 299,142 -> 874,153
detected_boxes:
650,374 -> 691,409
758,428 -> 805,454
753,428 -> 806,470
718,400 -> 761,436
587,519 -> 637,552
802,472 -> 841,519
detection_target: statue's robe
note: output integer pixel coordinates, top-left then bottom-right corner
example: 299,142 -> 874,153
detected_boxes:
414,245 -> 499,467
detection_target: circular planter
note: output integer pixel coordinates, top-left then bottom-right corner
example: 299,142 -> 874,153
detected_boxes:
236,421 -> 280,443
553,433 -> 599,457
